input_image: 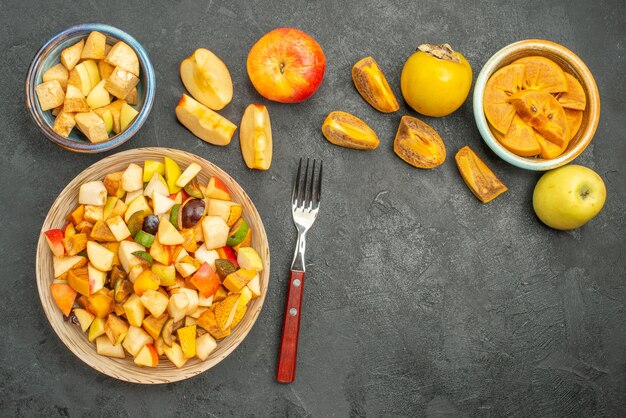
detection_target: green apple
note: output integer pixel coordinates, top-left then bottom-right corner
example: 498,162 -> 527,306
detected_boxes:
533,165 -> 606,230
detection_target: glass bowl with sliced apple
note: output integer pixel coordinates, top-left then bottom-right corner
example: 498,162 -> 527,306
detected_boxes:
25,24 -> 156,153
36,148 -> 270,383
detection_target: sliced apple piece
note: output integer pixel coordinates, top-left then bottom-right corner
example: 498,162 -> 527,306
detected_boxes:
105,66 -> 139,99
163,342 -> 187,368
87,241 -> 114,272
134,343 -> 159,367
175,163 -> 202,188
88,263 -> 106,293
239,104 -> 272,170
81,31 -> 107,60
74,308 -> 95,332
122,325 -> 154,357
42,63 -> 69,90
214,294 -> 240,330
44,229 -> 65,257
96,335 -> 125,359
167,292 -> 189,322
158,215 -> 185,245
247,274 -> 261,298
121,163 -> 143,192
205,176 -> 231,200
105,314 -> 130,345
94,99 -> 125,134
195,333 -> 217,361
52,110 -> 76,138
63,83 -> 90,113
143,160 -> 165,182
143,173 -> 169,198
140,289 -> 169,318
53,255 -> 86,279
206,199 -> 242,226
180,48 -> 233,110
99,110 -> 114,134
153,192 -> 176,216
201,216 -> 229,250
175,93 -> 237,146
120,102 -> 139,131
118,240 -> 146,273
105,215 -> 131,241
98,60 -> 115,81
124,195 -> 151,223
236,247 -> 263,271
163,157 -> 182,194
123,293 -> 145,327
50,283 -> 77,316
86,79 -> 111,109
78,180 -> 107,206
194,244 -> 219,269
105,41 -> 140,76
60,39 -> 84,71
82,59 -> 101,90
75,112 -> 109,143
35,80 -> 65,111
68,62 -> 92,96
88,316 -> 106,342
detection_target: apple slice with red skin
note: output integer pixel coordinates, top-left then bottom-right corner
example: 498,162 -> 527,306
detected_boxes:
205,176 -> 231,201
44,229 -> 65,257
190,263 -> 221,298
217,246 -> 239,268
135,343 -> 159,367
180,48 -> 233,111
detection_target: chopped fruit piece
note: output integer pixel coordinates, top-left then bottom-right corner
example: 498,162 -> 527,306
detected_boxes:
118,240 -> 146,273
177,325 -> 197,359
143,160 -> 165,182
196,308 -> 230,340
153,193 -> 176,216
125,210 -> 146,237
206,199 -> 242,226
564,109 -> 583,142
52,111 -> 76,137
212,286 -> 228,303
94,99 -> 126,134
233,228 -> 252,252
205,176 -> 231,200
86,293 -> 115,318
42,63 -> 69,90
175,163 -> 202,188
87,241 -> 114,272
140,289 -> 169,318
167,292 -> 189,322
102,172 -> 125,198
202,216 -> 229,249
105,314 -> 130,345
164,157 -> 182,194
96,335 -> 125,359
123,293 -> 146,327
133,231 -> 155,248
393,116 -> 446,169
534,131 -> 568,159
322,111 -> 379,150
180,48 -> 233,110
513,56 -> 568,93
44,229 -> 65,257
143,173 -> 169,199
67,266 -> 90,296
557,73 -> 586,111
88,316 -> 106,342
194,245 -> 219,269
83,205 -> 104,223
104,215 -> 131,241
492,116 -> 541,157
81,31 -> 107,60
189,263 -> 221,298
238,286 -> 253,307
53,255 -> 86,279
179,198 -> 205,229
247,274 -> 261,298
66,204 -> 85,225
105,66 -> 139,99
223,269 -> 257,293
50,283 -> 77,316
120,102 -> 139,131
63,84 -> 90,113
158,215 -> 185,245
183,179 -> 204,199
90,220 -> 116,242
215,259 -> 237,280
216,246 -> 239,268
36,80 -> 66,111
214,294 -> 240,330
122,326 -> 154,357
483,63 -> 525,134
134,343 -> 159,367
82,59 -> 101,89
226,218 -> 249,247
196,333 -> 217,361
88,263 -> 106,294
133,270 -> 160,296
230,299 -> 248,329
125,87 -> 138,105
79,181 -> 107,207
105,41 -> 140,76
113,277 -> 133,304
61,39 -> 85,70
151,263 -> 176,286
142,314 -> 169,340
236,247 -> 263,271
149,239 -> 171,266
73,308 -> 95,332
352,56 -> 399,113
68,63 -> 92,97
455,146 -> 508,203
508,91 -> 569,146
132,250 -> 153,265
174,259 -> 198,278
239,104 -> 273,170
103,196 -> 127,220
175,93 -> 237,146
64,222 -> 76,239
75,112 -> 109,143
121,163 -> 143,192
180,228 -> 199,253
163,342 -> 187,368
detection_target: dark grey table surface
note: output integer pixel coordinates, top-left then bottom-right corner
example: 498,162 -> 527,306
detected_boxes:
1,0 -> 624,416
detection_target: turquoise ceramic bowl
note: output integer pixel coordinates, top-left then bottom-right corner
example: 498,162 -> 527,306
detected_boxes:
473,39 -> 600,171
25,24 -> 156,153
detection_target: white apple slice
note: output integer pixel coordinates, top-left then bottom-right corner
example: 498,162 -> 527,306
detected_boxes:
120,103 -> 139,131
205,176 -> 231,200
140,289 -> 169,318
201,216 -> 229,249
180,48 -> 233,110
167,292 -> 189,322
206,199 -> 239,223
175,94 -> 237,146
143,173 -> 169,198
153,192 -> 176,216
247,274 -> 261,298
197,293 -> 213,308
78,180 -> 107,206
195,333 -> 217,361
158,215 -> 184,245
124,189 -> 143,205
87,241 -> 114,272
174,260 -> 197,278
121,163 -> 143,192
122,325 -> 153,357
175,162 -> 202,188
105,41 -> 140,76
194,244 -> 219,269
88,263 -> 106,293
175,247 -> 189,262
96,335 -> 125,359
86,79 -> 111,109
118,240 -> 146,273
105,215 -> 131,241
74,308 -> 95,332
171,288 -> 198,315
82,59 -> 101,90
68,62 -> 92,96
164,342 -> 187,368
53,255 -> 85,278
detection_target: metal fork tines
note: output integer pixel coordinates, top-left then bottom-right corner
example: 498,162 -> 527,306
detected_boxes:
290,158 -> 322,272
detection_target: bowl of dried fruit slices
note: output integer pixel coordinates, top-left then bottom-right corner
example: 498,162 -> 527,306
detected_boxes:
473,39 -> 600,170
36,148 -> 269,383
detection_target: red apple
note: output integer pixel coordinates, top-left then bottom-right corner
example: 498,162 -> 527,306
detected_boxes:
44,229 -> 65,257
247,28 -> 325,103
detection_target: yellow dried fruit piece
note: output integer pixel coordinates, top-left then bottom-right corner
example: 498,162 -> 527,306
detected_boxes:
455,146 -> 508,203
483,64 -> 525,134
513,56 -> 568,93
321,111 -> 379,150
556,72 -> 586,111
393,115 -> 446,169
352,56 -> 399,113
508,91 -> 569,146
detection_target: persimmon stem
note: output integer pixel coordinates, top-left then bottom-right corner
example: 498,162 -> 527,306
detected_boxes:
418,43 -> 461,63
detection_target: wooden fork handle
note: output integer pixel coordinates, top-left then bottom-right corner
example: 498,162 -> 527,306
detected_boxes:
276,270 -> 305,383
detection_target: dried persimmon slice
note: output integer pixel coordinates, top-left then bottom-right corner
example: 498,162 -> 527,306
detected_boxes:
564,108 -> 583,141
513,56 -> 568,93
496,115 -> 541,157
508,91 -> 569,146
556,72 -> 586,110
534,131 -> 568,159
483,64 -> 525,134
455,146 -> 507,203
393,116 -> 446,168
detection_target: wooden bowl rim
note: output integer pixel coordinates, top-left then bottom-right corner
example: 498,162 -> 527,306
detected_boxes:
36,147 -> 270,384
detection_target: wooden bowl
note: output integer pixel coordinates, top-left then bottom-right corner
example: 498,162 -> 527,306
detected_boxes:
473,39 -> 600,170
36,147 -> 270,383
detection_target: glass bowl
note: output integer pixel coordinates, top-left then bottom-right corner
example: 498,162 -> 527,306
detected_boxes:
25,23 -> 156,153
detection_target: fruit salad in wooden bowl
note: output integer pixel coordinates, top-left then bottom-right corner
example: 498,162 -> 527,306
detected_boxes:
36,148 -> 269,383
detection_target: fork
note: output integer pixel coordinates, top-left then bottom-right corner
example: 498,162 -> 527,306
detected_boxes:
276,158 -> 323,383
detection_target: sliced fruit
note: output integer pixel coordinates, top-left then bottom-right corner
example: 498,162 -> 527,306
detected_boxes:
163,157 -> 182,194
63,84 -> 90,113
83,205 -> 104,223
177,325 -> 197,359
94,99 -> 126,134
175,162 -> 202,188
103,196 -> 127,220
223,269 -> 257,293
105,41 -> 140,76
113,277 -> 133,304
134,343 -> 159,367
101,108 -> 114,134
86,79 -> 112,109
214,294 -> 240,330
105,66 -> 139,100
68,63 -> 92,96
143,173 -> 169,199
321,111 -> 379,150
393,115 -> 446,169
143,160 -> 165,182
122,325 -> 154,357
196,308 -> 230,339
167,292 -> 189,322
247,274 -> 262,298
240,104 -> 273,170
79,181 -> 107,206
483,63 -> 525,134
508,90 -> 568,146
179,198 -> 205,229
202,216 -> 229,249
196,333 -> 217,361
455,146 -> 508,203
50,283 -> 77,316
215,259 -> 237,280
132,249 -> 154,264
75,111 -> 109,143
154,193 -> 176,216
142,313 -> 170,341
123,293 -> 146,327
90,220 -> 116,242
125,210 -> 145,237
205,177 -> 231,200
492,116 -> 541,157
557,72 -> 586,111
149,239 -> 171,266
226,218 -> 248,247
74,308 -> 96,332
43,63 -> 69,90
87,241 -> 114,272
102,172 -> 124,198
216,246 -> 238,268
86,293 -> 115,318
118,240 -> 146,273
236,247 -> 263,271
96,335 -> 126,359
60,39 -> 84,71
67,267 -> 90,296
352,56 -> 399,113
534,131 -> 568,159
105,215 -> 132,241
133,269 -> 160,296
163,342 -> 187,368
82,59 -> 101,89
81,31 -> 106,60
52,111 -> 76,137
206,199 -> 242,226
120,102 -> 139,131
513,56 -> 568,93
53,255 -> 86,279
35,80 -> 65,111
180,48 -> 233,110
44,229 -> 65,257
175,93 -> 237,146
564,109 -> 583,142
105,314 -> 130,345
195,245 -> 219,269
233,228 -> 252,252
189,263 -> 221,298
98,60 -> 115,81
88,263 -> 106,294
158,215 -> 185,245
140,289 -> 169,318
